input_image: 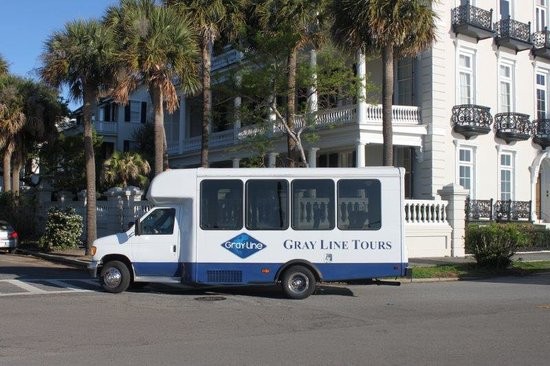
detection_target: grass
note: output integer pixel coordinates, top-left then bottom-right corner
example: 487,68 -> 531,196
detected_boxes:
411,260 -> 550,279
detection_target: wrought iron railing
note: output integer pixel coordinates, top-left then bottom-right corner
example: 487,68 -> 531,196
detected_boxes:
452,104 -> 492,136
532,28 -> 550,49
466,197 -> 532,222
451,3 -> 493,31
532,118 -> 550,148
495,17 -> 531,42
494,112 -> 531,142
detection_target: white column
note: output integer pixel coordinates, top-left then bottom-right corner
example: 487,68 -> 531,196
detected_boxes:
356,140 -> 366,168
438,183 -> 469,257
308,48 -> 318,113
232,158 -> 240,168
268,152 -> 278,168
308,147 -> 319,168
234,75 -> 242,132
356,49 -> 367,126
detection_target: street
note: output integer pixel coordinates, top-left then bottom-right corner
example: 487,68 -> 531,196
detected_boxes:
1,253 -> 549,366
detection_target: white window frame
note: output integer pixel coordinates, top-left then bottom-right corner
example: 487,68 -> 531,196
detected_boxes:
536,0 -> 548,32
498,150 -> 515,201
455,142 -> 477,198
457,47 -> 476,105
498,59 -> 515,113
535,68 -> 550,120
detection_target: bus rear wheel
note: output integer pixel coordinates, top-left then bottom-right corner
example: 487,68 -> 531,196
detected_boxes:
281,265 -> 316,299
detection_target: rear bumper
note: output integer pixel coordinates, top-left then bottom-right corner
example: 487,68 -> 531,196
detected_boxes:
0,239 -> 17,249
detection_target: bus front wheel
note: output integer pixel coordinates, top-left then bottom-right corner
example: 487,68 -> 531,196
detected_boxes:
281,265 -> 316,299
100,260 -> 131,293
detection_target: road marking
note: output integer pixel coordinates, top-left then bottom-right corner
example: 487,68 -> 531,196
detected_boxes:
0,279 -> 100,297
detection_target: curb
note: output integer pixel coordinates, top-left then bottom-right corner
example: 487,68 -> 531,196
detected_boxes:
16,249 -> 90,269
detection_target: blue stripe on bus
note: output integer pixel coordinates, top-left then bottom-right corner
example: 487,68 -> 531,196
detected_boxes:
132,262 -> 407,283
185,262 -> 408,284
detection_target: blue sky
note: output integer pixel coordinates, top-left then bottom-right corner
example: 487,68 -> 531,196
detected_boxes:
0,0 -> 119,109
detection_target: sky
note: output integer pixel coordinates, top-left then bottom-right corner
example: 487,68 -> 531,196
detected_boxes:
0,0 -> 119,110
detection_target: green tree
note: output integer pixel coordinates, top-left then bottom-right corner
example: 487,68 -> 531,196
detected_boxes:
0,54 -> 8,77
105,0 -> 200,176
331,0 -> 436,166
39,132 -> 103,192
11,80 -> 66,194
245,0 -> 328,167
167,0 -> 246,168
40,19 -> 116,254
101,151 -> 151,188
0,75 -> 26,192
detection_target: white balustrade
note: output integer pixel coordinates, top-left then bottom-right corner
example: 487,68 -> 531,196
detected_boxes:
94,120 -> 117,134
404,199 -> 447,224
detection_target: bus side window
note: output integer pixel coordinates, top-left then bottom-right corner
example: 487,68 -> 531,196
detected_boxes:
338,179 -> 381,230
291,179 -> 335,230
200,180 -> 243,230
246,180 -> 289,230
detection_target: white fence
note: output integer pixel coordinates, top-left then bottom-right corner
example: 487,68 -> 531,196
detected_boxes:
41,199 -> 152,240
404,199 -> 452,258
40,197 -> 455,258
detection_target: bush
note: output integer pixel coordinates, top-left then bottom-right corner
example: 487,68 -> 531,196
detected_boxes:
466,223 -> 529,269
39,207 -> 83,252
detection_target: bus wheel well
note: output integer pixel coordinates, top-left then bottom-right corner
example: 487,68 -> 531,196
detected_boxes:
277,260 -> 321,283
100,254 -> 134,281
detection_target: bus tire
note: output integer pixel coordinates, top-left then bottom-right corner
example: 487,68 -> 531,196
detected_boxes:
100,260 -> 131,293
281,265 -> 316,299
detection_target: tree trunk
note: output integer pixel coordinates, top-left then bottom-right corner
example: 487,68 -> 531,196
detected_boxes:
382,46 -> 394,167
286,47 -> 298,167
151,85 -> 165,176
200,38 -> 212,168
10,142 -> 23,196
2,141 -> 13,192
83,87 -> 97,255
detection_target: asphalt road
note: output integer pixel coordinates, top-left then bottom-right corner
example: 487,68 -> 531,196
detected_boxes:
1,253 -> 550,366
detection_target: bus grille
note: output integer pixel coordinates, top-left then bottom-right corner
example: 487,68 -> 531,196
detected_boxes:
207,270 -> 243,283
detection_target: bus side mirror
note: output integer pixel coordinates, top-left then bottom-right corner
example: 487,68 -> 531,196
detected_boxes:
134,218 -> 142,236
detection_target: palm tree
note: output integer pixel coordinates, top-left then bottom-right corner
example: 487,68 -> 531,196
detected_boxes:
105,0 -> 200,176
0,55 -> 8,77
331,0 -> 436,166
10,80 -> 66,195
0,75 -> 26,192
167,0 -> 246,168
102,151 -> 151,188
249,0 -> 326,167
40,19 -> 116,254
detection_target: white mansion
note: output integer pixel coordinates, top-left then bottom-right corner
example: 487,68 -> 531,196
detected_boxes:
64,0 -> 550,256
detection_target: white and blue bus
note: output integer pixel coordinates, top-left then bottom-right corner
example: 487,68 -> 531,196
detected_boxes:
89,167 -> 408,299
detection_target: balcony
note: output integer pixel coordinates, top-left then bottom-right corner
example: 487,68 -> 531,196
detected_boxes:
494,112 -> 531,143
93,120 -> 117,135
171,104 -> 423,155
494,17 -> 532,52
451,2 -> 494,41
532,29 -> 550,60
452,104 -> 492,139
532,118 -> 550,149
466,197 -> 532,222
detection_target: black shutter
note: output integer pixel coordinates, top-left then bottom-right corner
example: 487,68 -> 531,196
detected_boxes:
125,104 -> 131,122
141,102 -> 147,124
